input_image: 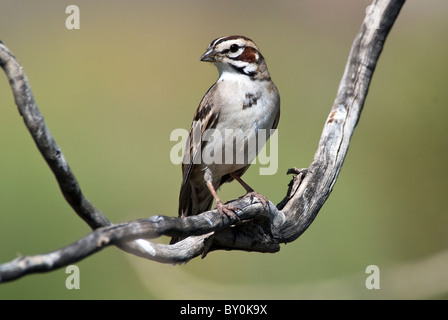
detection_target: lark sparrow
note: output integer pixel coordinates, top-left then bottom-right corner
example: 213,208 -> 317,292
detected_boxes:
174,36 -> 280,240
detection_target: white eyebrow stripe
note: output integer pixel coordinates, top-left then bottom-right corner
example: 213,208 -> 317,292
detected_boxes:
211,36 -> 225,47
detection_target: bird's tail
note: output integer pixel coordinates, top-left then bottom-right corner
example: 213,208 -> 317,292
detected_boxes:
170,183 -> 214,244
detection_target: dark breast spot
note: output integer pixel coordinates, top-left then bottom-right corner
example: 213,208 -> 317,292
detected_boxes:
243,92 -> 261,109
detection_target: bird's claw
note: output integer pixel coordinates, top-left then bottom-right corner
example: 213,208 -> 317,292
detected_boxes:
215,201 -> 239,221
243,191 -> 268,208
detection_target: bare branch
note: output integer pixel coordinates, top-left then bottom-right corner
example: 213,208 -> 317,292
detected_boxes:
0,41 -> 110,230
277,0 -> 406,243
0,198 -> 278,282
0,0 -> 405,283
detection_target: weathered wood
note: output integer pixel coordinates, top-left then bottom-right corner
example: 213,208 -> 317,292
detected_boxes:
210,0 -> 406,249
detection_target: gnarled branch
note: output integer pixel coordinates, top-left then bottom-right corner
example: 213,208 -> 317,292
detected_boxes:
0,0 -> 405,283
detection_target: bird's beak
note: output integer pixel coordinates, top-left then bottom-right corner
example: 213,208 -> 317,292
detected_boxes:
199,48 -> 217,62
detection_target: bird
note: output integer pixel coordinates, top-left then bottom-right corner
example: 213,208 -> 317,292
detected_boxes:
171,35 -> 280,243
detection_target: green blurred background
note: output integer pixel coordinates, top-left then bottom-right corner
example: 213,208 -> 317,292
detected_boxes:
1,0 -> 447,299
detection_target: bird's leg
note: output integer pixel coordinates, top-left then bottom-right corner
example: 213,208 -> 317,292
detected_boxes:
206,180 -> 239,220
230,173 -> 268,208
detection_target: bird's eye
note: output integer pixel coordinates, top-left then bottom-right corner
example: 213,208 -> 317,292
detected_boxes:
229,44 -> 239,53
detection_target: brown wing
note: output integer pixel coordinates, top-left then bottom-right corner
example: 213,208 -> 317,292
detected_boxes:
178,84 -> 219,217
272,106 -> 280,131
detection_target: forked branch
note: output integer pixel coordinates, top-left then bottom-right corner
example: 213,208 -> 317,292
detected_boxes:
0,0 -> 405,283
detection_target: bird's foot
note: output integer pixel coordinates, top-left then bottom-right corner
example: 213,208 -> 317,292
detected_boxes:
215,201 -> 239,221
242,191 -> 268,208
